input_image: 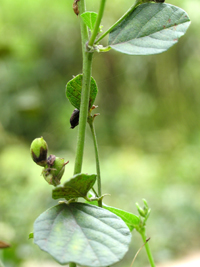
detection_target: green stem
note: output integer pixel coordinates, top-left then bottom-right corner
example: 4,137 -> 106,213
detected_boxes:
88,0 -> 107,46
88,119 -> 102,207
73,0 -> 94,175
95,0 -> 140,44
140,229 -> 156,267
69,263 -> 76,267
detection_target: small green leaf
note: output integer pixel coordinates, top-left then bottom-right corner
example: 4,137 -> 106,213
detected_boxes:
81,12 -> 98,31
104,205 -> 140,231
52,173 -> 97,200
108,3 -> 190,55
34,203 -> 131,266
66,74 -> 98,110
29,232 -> 34,239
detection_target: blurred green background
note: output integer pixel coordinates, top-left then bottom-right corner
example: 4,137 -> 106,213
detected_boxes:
0,0 -> 200,266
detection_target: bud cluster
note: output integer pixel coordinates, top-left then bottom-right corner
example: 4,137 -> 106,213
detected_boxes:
30,137 -> 69,186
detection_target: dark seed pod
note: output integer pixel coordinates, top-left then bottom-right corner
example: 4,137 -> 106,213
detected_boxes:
70,109 -> 80,129
155,0 -> 165,2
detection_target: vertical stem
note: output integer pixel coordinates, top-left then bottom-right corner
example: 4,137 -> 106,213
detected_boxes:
88,119 -> 102,207
73,0 -> 94,175
140,229 -> 156,267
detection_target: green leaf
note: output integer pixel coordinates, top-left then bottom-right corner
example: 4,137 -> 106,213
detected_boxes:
34,203 -> 131,266
66,74 -> 98,110
81,12 -> 98,31
52,173 -> 97,200
104,205 -> 140,232
29,232 -> 34,239
85,194 -> 140,231
108,3 -> 191,55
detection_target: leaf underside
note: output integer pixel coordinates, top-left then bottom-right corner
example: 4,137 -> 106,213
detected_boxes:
108,3 -> 191,55
52,173 -> 97,200
66,74 -> 98,110
34,203 -> 131,267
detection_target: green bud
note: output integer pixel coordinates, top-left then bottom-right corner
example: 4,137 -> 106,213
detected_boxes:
30,137 -> 48,167
136,203 -> 146,217
42,156 -> 69,186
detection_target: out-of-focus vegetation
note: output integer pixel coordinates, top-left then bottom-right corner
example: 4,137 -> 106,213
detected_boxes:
0,0 -> 200,266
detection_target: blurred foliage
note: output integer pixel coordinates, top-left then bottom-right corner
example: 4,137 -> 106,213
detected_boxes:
1,0 -> 200,267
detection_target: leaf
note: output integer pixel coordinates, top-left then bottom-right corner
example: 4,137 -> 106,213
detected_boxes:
34,203 -> 132,266
108,3 -> 191,55
103,205 -> 140,232
29,233 -> 34,239
81,12 -> 98,31
66,74 -> 98,110
85,194 -> 140,231
52,173 -> 97,200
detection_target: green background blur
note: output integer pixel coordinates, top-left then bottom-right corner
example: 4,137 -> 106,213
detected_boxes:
0,0 -> 200,266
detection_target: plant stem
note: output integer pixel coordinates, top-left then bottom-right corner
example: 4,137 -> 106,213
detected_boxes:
88,119 -> 102,207
69,263 -> 76,267
88,0 -> 107,46
95,0 -> 140,44
140,229 -> 156,267
73,0 -> 93,175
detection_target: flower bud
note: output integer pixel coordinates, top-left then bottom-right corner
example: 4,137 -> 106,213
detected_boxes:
70,109 -> 80,129
30,137 -> 48,167
42,156 -> 69,186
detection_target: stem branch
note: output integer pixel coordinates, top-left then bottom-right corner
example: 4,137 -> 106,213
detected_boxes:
88,119 -> 102,207
95,0 -> 140,44
88,0 -> 107,46
140,229 -> 156,267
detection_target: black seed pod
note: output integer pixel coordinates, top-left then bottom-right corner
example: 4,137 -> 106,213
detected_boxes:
70,109 -> 80,129
155,0 -> 165,2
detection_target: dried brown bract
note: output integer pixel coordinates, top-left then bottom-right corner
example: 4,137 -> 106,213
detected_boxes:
73,0 -> 80,16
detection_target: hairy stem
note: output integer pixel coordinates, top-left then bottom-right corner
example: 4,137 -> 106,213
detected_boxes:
88,118 -> 102,207
140,229 -> 156,267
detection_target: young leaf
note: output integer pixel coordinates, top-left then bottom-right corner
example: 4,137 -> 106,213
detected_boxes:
108,3 -> 190,55
52,173 -> 97,200
81,12 -> 98,31
28,232 -> 34,239
34,203 -> 131,267
103,205 -> 140,232
66,74 -> 98,110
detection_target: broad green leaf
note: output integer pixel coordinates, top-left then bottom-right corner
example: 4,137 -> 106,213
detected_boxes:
81,12 -> 98,31
103,205 -> 140,232
52,173 -> 97,200
34,203 -> 131,266
66,74 -> 98,110
108,3 -> 191,55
